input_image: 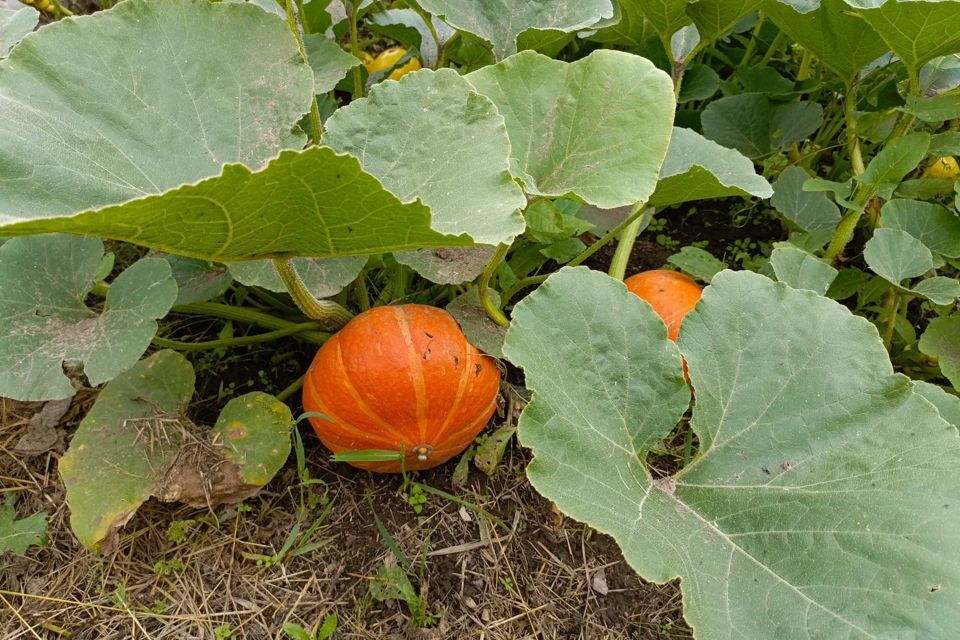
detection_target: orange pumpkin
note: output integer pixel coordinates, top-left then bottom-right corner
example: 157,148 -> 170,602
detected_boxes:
303,305 -> 501,473
624,270 -> 702,341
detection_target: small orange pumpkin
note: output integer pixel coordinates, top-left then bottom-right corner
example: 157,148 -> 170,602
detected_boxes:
625,270 -> 702,384
303,305 -> 500,473
624,270 -> 702,342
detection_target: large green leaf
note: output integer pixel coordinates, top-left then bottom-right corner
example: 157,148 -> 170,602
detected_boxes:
0,147 -> 471,260
0,235 -> 176,402
771,165 -> 842,232
303,33 -> 362,94
864,227 -> 933,283
649,127 -> 773,208
323,68 -> 526,244
466,50 -> 675,209
880,199 -> 960,258
770,243 -> 838,294
417,0 -> 614,59
858,132 -> 931,199
505,266 -> 960,638
701,94 -> 823,159
686,0 -> 763,45
920,316 -> 960,390
0,6 -> 37,56
0,0 -> 313,219
846,0 -> 960,74
621,0 -> 690,43
60,351 -> 294,552
763,0 -> 889,80
582,0 -> 655,48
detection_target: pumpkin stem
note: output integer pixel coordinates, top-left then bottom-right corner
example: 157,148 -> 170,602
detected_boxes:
608,204 -> 653,281
273,258 -> 354,330
478,243 -> 510,327
413,444 -> 434,462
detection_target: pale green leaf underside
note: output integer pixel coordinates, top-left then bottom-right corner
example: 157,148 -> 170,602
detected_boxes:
417,0 -> 614,59
506,267 -> 960,638
0,235 -> 177,401
920,317 -> 960,390
324,68 -> 526,245
0,147 -> 471,261
650,127 -> 773,208
913,380 -> 960,428
466,50 -> 675,209
666,246 -> 725,283
770,244 -> 838,294
395,246 -> 497,284
862,228 -> 959,304
229,256 -> 367,299
0,6 -> 38,57
446,288 -> 507,358
0,0 -> 313,220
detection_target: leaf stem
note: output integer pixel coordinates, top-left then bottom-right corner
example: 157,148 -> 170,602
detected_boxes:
172,301 -> 329,343
153,322 -> 323,351
823,185 -> 876,262
273,258 -> 353,329
500,204 -> 654,306
283,0 -> 323,144
882,289 -> 900,350
478,243 -> 510,326
346,0 -> 365,98
844,80 -> 866,176
608,204 -> 652,281
276,374 -> 307,402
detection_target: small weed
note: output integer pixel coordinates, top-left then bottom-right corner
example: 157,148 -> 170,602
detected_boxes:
282,614 -> 338,640
152,559 -> 185,576
213,624 -> 237,640
406,482 -> 427,514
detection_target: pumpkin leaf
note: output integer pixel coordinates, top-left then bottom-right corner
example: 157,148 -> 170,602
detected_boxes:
161,256 -> 233,306
323,68 -> 526,245
466,50 -> 675,209
880,200 -> 960,258
862,229 -> 959,305
701,94 -> 823,159
0,495 -> 47,556
0,0 -> 313,221
846,0 -> 960,74
1,147 -> 472,261
686,0 -> 764,46
858,133 -> 931,199
446,288 -> 507,359
368,8 -> 456,67
229,256 -> 367,299
901,94 -> 960,123
919,317 -> 960,390
0,6 -> 38,57
59,351 -> 293,552
666,247 -> 726,283
914,380 -> 960,426
416,0 -> 614,59
395,246 -> 497,285
649,127 -> 773,208
771,165 -> 842,232
0,235 -> 177,402
303,33 -> 363,94
763,0 -> 889,80
504,266 -> 960,639
769,243 -> 839,295
628,0 -> 691,44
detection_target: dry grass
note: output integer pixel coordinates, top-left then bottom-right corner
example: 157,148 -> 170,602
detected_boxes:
2,396 -> 691,640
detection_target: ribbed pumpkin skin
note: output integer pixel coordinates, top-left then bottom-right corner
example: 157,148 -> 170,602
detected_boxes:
303,305 -> 500,473
624,270 -> 702,341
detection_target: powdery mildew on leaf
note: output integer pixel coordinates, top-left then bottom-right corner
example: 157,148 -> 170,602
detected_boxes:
505,267 -> 960,638
0,235 -> 177,401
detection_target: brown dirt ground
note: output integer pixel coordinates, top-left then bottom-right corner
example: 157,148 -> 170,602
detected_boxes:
1,391 -> 691,640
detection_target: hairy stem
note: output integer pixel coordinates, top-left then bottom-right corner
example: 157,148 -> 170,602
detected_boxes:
844,80 -> 865,176
882,289 -> 900,350
608,204 -> 652,281
479,243 -> 510,327
153,322 -> 324,351
273,258 -> 353,329
284,0 -> 323,143
346,0 -> 365,98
